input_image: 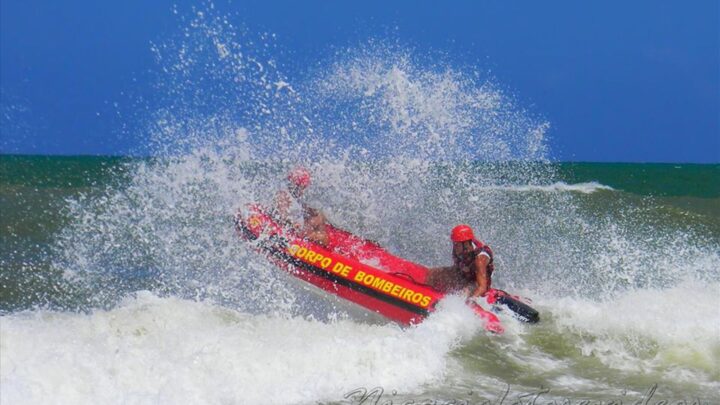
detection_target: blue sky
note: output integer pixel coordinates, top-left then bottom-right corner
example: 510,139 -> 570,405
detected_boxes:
1,1 -> 718,162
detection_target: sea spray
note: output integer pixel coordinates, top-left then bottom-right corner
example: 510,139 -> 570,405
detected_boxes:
50,0 -> 720,355
1,3 -> 718,403
51,6 -> 560,311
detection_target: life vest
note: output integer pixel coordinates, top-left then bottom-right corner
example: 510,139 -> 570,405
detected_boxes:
452,239 -> 494,285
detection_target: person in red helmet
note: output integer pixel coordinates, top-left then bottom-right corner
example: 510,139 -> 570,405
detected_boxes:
427,224 -> 495,298
274,166 -> 328,246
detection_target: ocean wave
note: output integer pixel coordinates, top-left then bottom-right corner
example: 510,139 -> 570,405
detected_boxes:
481,181 -> 614,194
543,280 -> 720,385
0,292 -> 483,405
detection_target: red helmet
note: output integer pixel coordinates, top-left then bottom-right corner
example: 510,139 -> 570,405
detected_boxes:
450,224 -> 474,242
287,166 -> 311,188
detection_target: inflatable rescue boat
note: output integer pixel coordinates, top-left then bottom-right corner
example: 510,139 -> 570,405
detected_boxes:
234,205 -> 539,333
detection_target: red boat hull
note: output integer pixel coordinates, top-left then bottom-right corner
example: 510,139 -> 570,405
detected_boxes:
236,205 -> 504,331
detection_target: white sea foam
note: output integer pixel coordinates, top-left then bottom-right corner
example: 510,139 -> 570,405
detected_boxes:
544,280 -> 720,386
480,181 -> 614,194
0,292 -> 485,405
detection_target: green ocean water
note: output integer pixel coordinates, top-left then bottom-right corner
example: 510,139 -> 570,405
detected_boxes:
2,156 -> 717,253
1,155 -> 719,312
1,155 -> 719,404
0,156 -> 130,310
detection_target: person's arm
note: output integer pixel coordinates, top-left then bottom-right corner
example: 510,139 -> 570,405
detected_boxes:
274,190 -> 291,219
469,254 -> 490,298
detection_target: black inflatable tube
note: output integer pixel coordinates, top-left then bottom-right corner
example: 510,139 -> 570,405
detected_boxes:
497,295 -> 540,323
